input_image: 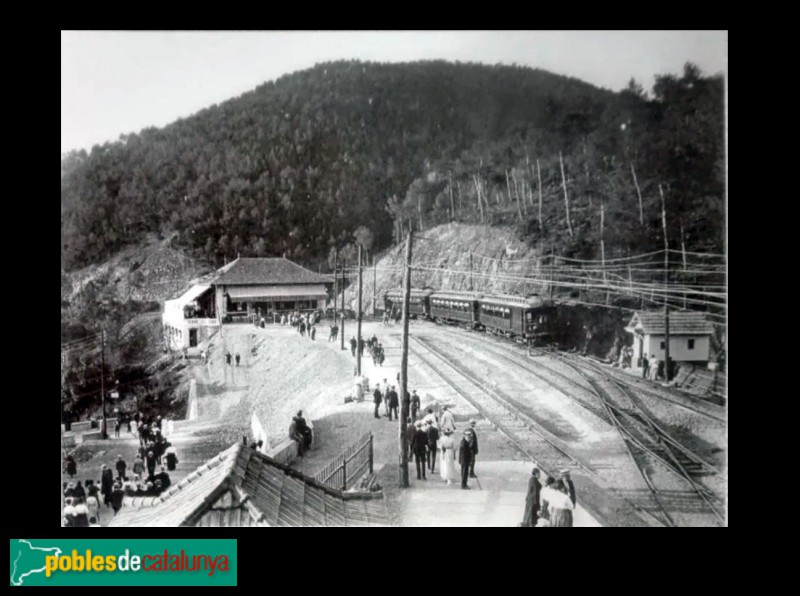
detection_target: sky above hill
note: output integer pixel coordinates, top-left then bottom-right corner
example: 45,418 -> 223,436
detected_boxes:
61,30 -> 727,154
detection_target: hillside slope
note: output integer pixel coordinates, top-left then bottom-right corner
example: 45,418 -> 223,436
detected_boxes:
61,60 -> 724,273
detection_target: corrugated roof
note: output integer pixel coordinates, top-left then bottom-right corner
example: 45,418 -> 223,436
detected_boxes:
214,258 -> 334,286
626,311 -> 714,335
479,294 -> 554,308
166,284 -> 212,306
430,291 -> 483,301
109,443 -> 391,527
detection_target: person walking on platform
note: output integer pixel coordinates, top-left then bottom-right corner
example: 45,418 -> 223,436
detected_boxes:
64,455 -> 77,479
410,421 -> 428,480
388,386 -> 399,421
440,405 -> 456,434
468,420 -> 479,478
373,386 -> 383,419
439,429 -> 458,484
350,337 -> 357,357
458,429 -> 477,489
115,455 -> 127,480
410,390 -> 421,421
522,466 -> 542,527
426,420 -> 439,473
382,379 -> 390,416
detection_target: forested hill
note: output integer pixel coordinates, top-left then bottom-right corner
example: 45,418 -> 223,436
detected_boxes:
61,60 -> 724,273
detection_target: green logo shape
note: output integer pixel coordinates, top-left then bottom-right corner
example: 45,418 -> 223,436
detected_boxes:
10,539 -> 237,586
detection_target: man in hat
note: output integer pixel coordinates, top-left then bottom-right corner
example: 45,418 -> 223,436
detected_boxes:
522,466 -> 542,527
440,405 -> 456,434
410,421 -> 429,480
387,386 -> 399,421
101,464 -> 114,506
468,420 -> 480,478
426,419 -> 440,474
560,469 -> 576,506
410,390 -> 421,421
458,428 -> 477,489
115,455 -> 127,480
373,385 -> 383,418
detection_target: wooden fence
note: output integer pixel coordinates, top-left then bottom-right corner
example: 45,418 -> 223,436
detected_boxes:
313,432 -> 373,491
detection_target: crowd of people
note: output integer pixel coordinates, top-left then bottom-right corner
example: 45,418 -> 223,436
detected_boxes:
62,411 -> 181,527
349,334 -> 385,367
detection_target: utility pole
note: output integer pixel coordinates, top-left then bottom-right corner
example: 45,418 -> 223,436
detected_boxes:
372,256 -> 377,318
399,232 -> 412,488
100,329 -> 107,440
357,245 -> 363,376
340,258 -> 346,351
469,250 -> 473,292
333,248 -> 338,323
660,184 -> 670,382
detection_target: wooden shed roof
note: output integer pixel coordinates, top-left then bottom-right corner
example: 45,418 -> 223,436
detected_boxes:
109,443 -> 391,527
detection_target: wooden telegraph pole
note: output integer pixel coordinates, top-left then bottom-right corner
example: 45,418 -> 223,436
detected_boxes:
660,184 -> 671,381
399,232 -> 412,488
100,329 -> 107,440
333,248 -> 338,323
357,245 -> 363,376
340,259 -> 346,351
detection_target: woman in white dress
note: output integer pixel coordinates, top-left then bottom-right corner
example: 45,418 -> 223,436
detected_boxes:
439,429 -> 458,484
546,479 -> 575,527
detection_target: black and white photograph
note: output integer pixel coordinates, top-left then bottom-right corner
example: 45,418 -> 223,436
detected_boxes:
61,30 -> 727,527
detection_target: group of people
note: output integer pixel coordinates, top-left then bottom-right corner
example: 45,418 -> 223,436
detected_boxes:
62,448 -> 178,527
641,353 -> 674,381
349,334 -> 385,366
288,410 -> 313,457
382,308 -> 402,326
225,352 -> 241,366
521,467 -> 577,527
407,412 -> 479,489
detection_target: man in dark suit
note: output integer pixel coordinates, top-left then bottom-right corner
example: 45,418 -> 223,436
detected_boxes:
458,429 -> 477,489
468,420 -> 480,478
388,386 -> 399,421
560,469 -> 576,506
426,421 -> 440,473
522,466 -> 542,527
373,386 -> 383,418
410,421 -> 429,480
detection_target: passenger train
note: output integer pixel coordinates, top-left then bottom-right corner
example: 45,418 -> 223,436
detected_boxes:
384,288 -> 557,345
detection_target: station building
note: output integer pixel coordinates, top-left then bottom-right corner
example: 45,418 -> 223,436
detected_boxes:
625,310 -> 714,364
162,257 -> 333,351
213,257 -> 333,323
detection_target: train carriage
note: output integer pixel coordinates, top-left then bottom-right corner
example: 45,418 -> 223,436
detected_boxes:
383,288 -> 434,319
478,294 -> 557,344
430,291 -> 483,327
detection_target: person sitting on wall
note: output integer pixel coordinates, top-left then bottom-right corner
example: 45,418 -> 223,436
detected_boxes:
289,416 -> 307,457
296,410 -> 312,450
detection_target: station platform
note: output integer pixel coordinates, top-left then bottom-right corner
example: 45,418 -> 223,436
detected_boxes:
388,460 -> 602,527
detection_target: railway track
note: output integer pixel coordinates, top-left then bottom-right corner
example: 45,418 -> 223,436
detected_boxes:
406,334 -> 670,527
439,330 -> 722,482
414,329 -> 726,527
552,352 -> 726,527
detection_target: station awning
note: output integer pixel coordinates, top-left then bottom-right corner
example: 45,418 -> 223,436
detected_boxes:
226,284 -> 328,302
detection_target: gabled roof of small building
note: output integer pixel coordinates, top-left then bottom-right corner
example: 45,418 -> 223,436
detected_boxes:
108,443 -> 390,527
213,258 -> 333,286
626,310 -> 714,336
